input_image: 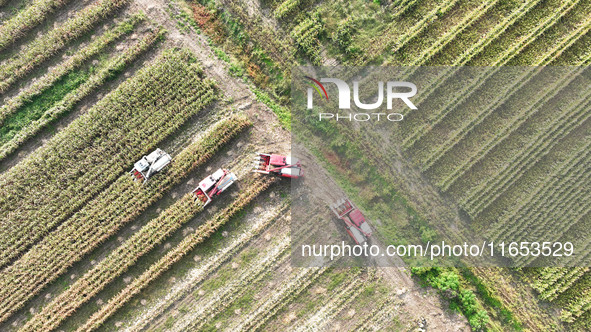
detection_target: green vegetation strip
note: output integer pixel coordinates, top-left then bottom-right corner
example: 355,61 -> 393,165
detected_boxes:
0,27 -> 164,162
0,114 -> 250,324
78,177 -> 277,332
0,0 -> 75,50
0,49 -> 215,270
0,13 -> 144,125
0,0 -> 130,93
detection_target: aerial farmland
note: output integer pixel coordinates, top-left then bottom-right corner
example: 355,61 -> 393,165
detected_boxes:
0,0 -> 589,331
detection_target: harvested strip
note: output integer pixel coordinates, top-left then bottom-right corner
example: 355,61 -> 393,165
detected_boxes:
126,202 -> 288,332
232,266 -> 326,331
175,230 -> 289,331
0,0 -> 130,93
0,13 -> 144,125
0,27 -> 163,162
0,115 -> 250,324
0,0 -> 75,51
77,177 -> 277,332
0,49 -> 215,270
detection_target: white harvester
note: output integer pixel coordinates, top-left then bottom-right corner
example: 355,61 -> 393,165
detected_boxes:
129,148 -> 172,184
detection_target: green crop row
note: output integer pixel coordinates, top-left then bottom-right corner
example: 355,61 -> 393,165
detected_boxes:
0,27 -> 163,162
273,0 -> 299,19
290,15 -> 323,63
486,138 -> 591,243
400,0 -> 577,149
462,69 -> 591,216
0,0 -> 74,51
0,114 -> 251,324
77,177 -> 277,332
0,49 -> 215,270
438,65 -> 591,194
0,13 -> 144,125
0,0 -> 130,93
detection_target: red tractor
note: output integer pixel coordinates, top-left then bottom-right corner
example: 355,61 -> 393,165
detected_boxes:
192,168 -> 237,207
330,198 -> 372,245
253,153 -> 303,178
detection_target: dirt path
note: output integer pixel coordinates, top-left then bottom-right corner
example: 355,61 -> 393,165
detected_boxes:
294,145 -> 469,331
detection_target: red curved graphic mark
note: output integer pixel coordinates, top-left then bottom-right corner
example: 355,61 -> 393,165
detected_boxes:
305,76 -> 328,100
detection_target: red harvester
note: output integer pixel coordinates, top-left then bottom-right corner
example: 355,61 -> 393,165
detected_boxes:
330,198 -> 372,245
253,153 -> 303,178
192,168 -> 237,207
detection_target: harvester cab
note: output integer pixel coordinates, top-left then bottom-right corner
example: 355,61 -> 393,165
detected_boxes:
253,153 -> 303,178
130,148 -> 172,184
192,168 -> 237,207
330,198 -> 372,245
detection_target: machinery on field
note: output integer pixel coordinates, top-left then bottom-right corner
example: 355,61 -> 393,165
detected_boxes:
253,153 -> 303,178
130,148 -> 172,184
330,198 -> 372,245
192,168 -> 237,207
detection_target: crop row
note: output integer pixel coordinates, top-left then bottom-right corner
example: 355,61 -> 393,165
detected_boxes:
561,274 -> 591,322
434,9 -> 591,187
0,49 -> 215,269
0,14 -> 144,125
487,138 -> 591,243
290,15 -> 323,63
413,10 -> 591,175
273,0 -> 299,19
126,202 -> 289,332
352,0 -> 457,66
232,267 -> 326,331
400,0 -> 498,67
351,295 -> 399,331
78,177 -> 278,332
398,0 -> 543,129
394,0 -> 461,57
0,114 -> 251,324
438,63 -> 588,191
515,180 -> 591,266
22,193 -> 204,331
0,27 -> 162,163
348,0 -> 495,97
0,0 -> 130,93
401,0 -> 579,149
0,0 -> 75,50
490,153 -> 590,246
467,126 -> 585,216
534,268 -> 589,301
351,0 -> 455,65
177,231 -> 290,331
352,0 -> 516,117
494,145 -> 590,244
293,269 -> 367,331
462,71 -> 591,216
409,18 -> 583,163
